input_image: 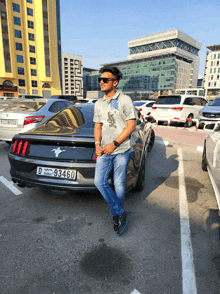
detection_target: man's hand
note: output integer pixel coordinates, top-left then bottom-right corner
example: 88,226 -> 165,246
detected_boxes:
103,142 -> 116,155
96,146 -> 104,156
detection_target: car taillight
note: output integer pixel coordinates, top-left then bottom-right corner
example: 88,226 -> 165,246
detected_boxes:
12,139 -> 30,156
94,154 -> 97,161
139,108 -> 142,112
171,107 -> 183,110
152,106 -> 157,110
24,116 -> 45,126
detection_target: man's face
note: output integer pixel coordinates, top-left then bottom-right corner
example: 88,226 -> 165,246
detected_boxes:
99,71 -> 118,93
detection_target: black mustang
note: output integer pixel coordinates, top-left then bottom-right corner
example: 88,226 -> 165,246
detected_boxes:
8,104 -> 155,194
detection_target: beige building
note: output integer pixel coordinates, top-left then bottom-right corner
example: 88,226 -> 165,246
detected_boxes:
0,0 -> 62,98
203,45 -> 220,97
62,53 -> 83,98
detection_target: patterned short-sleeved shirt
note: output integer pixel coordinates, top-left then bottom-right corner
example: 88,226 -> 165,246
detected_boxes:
93,91 -> 136,155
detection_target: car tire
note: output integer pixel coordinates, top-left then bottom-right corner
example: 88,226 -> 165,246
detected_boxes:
134,154 -> 145,192
202,142 -> 208,171
184,114 -> 193,128
147,129 -> 155,152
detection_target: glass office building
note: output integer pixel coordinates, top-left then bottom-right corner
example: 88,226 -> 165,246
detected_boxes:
85,29 -> 201,98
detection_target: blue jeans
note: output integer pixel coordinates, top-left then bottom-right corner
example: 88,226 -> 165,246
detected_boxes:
94,150 -> 132,216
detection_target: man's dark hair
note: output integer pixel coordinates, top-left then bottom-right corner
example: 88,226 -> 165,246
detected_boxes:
99,66 -> 123,82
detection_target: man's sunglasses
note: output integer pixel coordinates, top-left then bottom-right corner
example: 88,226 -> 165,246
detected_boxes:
98,77 -> 116,83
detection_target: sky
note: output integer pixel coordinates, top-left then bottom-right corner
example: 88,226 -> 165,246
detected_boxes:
60,0 -> 220,77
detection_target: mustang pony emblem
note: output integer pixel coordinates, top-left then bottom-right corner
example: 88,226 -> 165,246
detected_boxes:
52,147 -> 66,157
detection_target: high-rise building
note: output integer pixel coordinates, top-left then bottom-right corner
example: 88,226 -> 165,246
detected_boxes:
62,53 -> 83,98
85,29 -> 201,98
203,45 -> 220,97
0,0 -> 62,98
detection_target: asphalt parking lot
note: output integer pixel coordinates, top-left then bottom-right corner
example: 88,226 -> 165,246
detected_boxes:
0,124 -> 220,294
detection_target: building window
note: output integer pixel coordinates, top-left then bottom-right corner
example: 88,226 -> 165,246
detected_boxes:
27,7 -> 33,16
208,82 -> 211,87
214,82 -> 216,87
13,3 -> 20,13
218,53 -> 220,59
32,80 -> 37,87
217,61 -> 219,66
16,55 -> 23,63
16,42 -> 23,51
217,75 -> 219,80
29,45 -> 35,53
27,0 -> 33,3
42,83 -> 51,88
210,68 -> 212,73
19,79 -> 25,86
14,29 -> 22,38
211,75 -> 213,80
31,69 -> 37,76
214,54 -> 216,59
18,67 -> 24,75
14,16 -> 21,26
28,20 -> 34,29
30,57 -> 36,64
211,61 -> 213,66
28,33 -> 35,41
214,68 -> 216,73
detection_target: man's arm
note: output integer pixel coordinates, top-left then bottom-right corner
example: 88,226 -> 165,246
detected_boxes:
103,119 -> 136,154
94,122 -> 103,156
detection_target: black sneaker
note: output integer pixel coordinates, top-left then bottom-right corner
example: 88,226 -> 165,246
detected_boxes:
117,211 -> 130,236
113,215 -> 119,232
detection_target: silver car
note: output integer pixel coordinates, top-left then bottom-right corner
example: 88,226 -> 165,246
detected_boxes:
202,124 -> 220,208
199,97 -> 220,129
0,98 -> 74,143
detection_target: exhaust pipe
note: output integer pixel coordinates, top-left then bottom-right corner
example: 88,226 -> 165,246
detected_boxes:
17,181 -> 26,188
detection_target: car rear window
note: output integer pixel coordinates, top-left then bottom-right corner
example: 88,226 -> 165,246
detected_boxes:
46,106 -> 95,129
3,102 -> 46,112
133,101 -> 145,106
156,96 -> 181,105
210,99 -> 220,106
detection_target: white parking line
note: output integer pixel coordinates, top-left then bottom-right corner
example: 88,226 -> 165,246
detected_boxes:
130,290 -> 141,294
178,148 -> 197,294
155,139 -> 169,146
0,176 -> 22,195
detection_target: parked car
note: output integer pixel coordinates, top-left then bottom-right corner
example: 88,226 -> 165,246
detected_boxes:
50,95 -> 77,102
0,96 -> 13,100
8,104 -> 155,193
133,100 -> 155,120
199,97 -> 220,129
0,99 -> 18,112
0,99 -> 74,143
18,95 -> 43,99
202,123 -> 220,209
150,95 -> 207,127
74,99 -> 98,105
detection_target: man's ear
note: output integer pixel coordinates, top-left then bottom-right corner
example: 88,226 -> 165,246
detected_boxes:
113,80 -> 119,88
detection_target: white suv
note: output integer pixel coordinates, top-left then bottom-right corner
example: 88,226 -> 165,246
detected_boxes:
151,95 -> 207,127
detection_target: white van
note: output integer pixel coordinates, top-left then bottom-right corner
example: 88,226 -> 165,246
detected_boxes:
151,95 -> 207,127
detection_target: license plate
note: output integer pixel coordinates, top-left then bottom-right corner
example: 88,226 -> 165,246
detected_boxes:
36,167 -> 76,180
159,108 -> 168,112
0,119 -> 18,126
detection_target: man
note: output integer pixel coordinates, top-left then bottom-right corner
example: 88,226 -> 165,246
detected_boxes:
93,66 -> 136,236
